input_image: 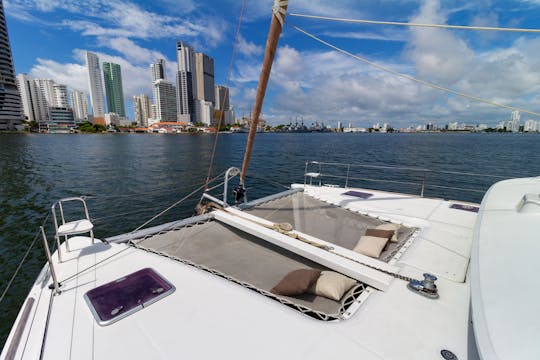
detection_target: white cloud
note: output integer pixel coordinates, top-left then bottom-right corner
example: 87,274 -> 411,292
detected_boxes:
7,0 -> 225,45
237,35 -> 263,57
405,0 -> 473,86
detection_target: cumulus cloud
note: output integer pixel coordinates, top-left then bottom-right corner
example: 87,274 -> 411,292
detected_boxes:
406,0 -> 473,86
237,35 -> 263,57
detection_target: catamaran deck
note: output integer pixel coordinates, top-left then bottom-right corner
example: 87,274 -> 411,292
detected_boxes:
2,185 -> 478,360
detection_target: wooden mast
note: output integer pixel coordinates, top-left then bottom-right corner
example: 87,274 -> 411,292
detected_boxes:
239,0 -> 289,184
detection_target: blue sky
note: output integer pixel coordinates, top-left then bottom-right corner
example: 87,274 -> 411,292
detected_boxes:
5,0 -> 540,127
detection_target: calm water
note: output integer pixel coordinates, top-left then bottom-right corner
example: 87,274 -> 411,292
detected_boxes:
1,132 -> 539,347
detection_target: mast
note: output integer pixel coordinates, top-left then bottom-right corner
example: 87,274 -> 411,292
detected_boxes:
239,0 -> 289,184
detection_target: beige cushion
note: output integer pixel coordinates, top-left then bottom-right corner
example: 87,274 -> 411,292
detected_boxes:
375,223 -> 401,242
365,228 -> 394,241
353,235 -> 388,258
309,271 -> 357,301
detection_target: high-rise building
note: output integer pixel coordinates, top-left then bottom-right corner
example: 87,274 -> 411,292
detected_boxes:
18,77 -> 52,126
52,84 -> 69,108
34,79 -> 55,106
176,41 -> 197,122
508,110 -> 521,132
195,53 -> 215,103
214,85 -> 230,111
151,59 -> 166,82
195,99 -> 214,126
0,1 -> 24,130
17,74 -> 35,122
524,119 -> 538,132
86,51 -> 106,125
70,89 -> 89,122
103,62 -> 125,117
153,79 -> 177,122
133,94 -> 152,127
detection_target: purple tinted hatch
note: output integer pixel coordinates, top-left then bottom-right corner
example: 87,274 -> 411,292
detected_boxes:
449,203 -> 479,213
342,190 -> 373,199
84,268 -> 175,325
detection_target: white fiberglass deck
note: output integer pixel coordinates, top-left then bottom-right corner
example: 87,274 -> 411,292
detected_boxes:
2,185 -> 479,360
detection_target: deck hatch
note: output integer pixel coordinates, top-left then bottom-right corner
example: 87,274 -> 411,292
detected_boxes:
449,203 -> 479,213
84,268 -> 175,326
342,190 -> 373,199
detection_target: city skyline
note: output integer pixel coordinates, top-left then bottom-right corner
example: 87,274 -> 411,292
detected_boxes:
5,1 -> 540,127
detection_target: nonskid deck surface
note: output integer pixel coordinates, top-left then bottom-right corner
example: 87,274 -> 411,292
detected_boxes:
2,186 -> 479,360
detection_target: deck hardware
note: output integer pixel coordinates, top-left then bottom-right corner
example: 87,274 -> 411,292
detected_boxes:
407,273 -> 439,299
440,349 -> 458,359
40,226 -> 61,295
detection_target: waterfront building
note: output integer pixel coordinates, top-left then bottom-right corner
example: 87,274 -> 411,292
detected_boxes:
70,89 -> 89,122
16,74 -> 36,122
52,84 -> 69,108
105,112 -> 120,127
0,1 -> 24,130
103,62 -> 126,117
34,79 -> 55,106
86,51 -> 106,125
524,119 -> 538,132
213,108 -> 235,125
195,53 -> 215,104
153,79 -> 177,122
507,110 -> 521,132
176,41 -> 197,122
48,106 -> 75,133
17,76 -> 51,126
133,94 -> 152,127
195,99 -> 214,126
151,59 -> 166,82
214,85 -> 230,111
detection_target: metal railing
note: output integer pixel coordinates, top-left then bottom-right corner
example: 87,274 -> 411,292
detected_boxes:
303,161 -> 510,201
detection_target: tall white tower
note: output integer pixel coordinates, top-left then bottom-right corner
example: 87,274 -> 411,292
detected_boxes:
52,84 -> 69,108
86,51 -> 106,124
70,89 -> 89,122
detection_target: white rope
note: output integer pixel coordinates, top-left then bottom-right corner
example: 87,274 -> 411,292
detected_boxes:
289,13 -> 540,33
291,25 -> 540,117
272,0 -> 288,27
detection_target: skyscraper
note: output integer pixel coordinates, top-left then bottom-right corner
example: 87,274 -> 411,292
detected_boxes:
18,77 -> 52,126
34,79 -> 55,105
153,79 -> 177,122
0,1 -> 24,130
195,52 -> 215,103
103,62 -> 125,117
86,51 -> 105,125
52,84 -> 69,108
214,85 -> 230,111
133,94 -> 151,127
70,89 -> 89,122
151,59 -> 166,82
16,74 -> 35,122
176,41 -> 197,122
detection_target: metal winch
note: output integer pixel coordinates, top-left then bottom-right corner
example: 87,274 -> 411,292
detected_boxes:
407,273 -> 439,299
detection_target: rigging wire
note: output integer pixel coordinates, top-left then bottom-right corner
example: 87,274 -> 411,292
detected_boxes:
0,212 -> 50,305
289,13 -> 540,33
289,23 -> 540,117
204,0 -> 247,190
